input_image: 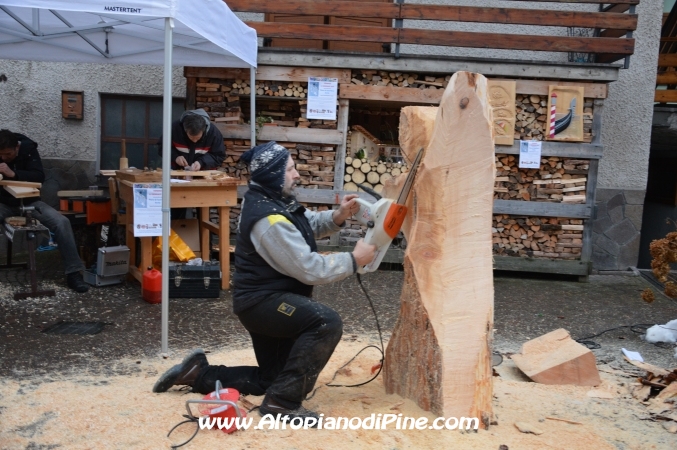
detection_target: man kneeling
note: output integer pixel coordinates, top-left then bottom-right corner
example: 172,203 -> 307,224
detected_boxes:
153,142 -> 375,423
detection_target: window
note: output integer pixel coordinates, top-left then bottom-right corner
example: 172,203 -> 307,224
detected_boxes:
100,95 -> 184,170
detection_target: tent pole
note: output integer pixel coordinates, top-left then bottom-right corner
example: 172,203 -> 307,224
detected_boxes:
161,17 -> 174,356
250,65 -> 256,148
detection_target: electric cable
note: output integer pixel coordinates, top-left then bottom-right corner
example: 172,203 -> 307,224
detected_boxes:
306,272 -> 385,400
575,323 -> 659,349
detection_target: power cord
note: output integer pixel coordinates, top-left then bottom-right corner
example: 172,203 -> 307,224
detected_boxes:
575,324 -> 656,349
306,273 -> 385,400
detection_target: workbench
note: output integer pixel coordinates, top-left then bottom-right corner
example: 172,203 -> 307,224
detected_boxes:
117,177 -> 237,290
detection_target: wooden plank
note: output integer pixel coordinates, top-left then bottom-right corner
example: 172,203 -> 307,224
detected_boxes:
215,123 -> 344,145
498,141 -> 603,159
334,99 -> 350,191
493,199 -> 591,218
399,5 -> 637,31
228,0 -> 637,30
4,185 -> 40,198
399,29 -> 635,55
657,72 -> 677,85
185,65 -> 351,84
0,180 -> 42,188
57,190 -> 104,197
339,83 -> 444,103
494,255 -> 591,276
509,0 -> 637,3
655,90 -> 677,103
257,49 -> 621,82
185,75 -> 196,110
658,54 -> 677,67
248,22 -> 398,43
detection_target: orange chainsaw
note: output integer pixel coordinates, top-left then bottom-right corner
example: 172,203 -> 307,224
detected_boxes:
353,149 -> 423,273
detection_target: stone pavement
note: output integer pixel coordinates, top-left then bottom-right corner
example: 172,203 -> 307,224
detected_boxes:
1,250 -> 676,380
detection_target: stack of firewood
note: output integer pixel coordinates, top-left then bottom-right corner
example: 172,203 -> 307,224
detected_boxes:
493,215 -> 584,259
196,80 -> 242,123
495,154 -> 589,203
343,157 -> 410,193
351,70 -> 450,90
228,79 -> 309,98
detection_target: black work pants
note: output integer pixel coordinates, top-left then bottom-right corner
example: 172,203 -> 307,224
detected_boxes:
194,292 -> 343,409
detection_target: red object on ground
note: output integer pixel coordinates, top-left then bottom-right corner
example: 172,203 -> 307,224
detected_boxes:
142,268 -> 162,304
198,388 -> 246,434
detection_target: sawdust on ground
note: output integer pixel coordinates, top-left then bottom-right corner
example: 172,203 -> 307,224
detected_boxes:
0,337 -> 674,450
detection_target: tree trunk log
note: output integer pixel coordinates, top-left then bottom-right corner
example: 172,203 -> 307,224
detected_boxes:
384,71 -> 495,425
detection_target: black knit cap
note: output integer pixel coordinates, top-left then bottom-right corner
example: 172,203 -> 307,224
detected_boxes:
241,141 -> 289,195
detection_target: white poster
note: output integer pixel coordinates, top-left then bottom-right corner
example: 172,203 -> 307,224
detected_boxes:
306,77 -> 338,120
518,140 -> 542,169
133,183 -> 163,237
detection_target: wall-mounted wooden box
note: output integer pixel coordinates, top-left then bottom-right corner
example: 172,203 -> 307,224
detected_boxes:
62,90 -> 83,120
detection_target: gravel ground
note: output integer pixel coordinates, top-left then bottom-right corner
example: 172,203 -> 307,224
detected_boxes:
1,250 -> 676,379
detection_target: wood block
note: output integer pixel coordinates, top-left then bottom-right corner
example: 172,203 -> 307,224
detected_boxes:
57,190 -> 104,197
511,328 -> 601,386
487,80 -> 516,146
4,185 -> 40,198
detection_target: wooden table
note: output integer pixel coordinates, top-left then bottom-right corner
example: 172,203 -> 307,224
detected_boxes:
118,179 -> 237,290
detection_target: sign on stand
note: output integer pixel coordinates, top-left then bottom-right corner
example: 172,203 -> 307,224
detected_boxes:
133,183 -> 163,237
518,140 -> 542,169
307,77 -> 338,120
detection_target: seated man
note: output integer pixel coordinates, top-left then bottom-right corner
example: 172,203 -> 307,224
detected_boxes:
153,141 -> 376,422
158,108 -> 225,171
158,108 -> 225,219
0,129 -> 89,293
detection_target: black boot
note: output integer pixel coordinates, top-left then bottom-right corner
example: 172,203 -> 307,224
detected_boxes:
259,395 -> 319,426
66,272 -> 89,293
153,349 -> 208,393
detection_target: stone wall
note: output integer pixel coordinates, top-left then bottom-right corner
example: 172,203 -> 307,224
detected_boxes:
592,188 -> 645,271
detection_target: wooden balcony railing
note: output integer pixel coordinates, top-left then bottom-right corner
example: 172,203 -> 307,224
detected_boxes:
657,5 -> 677,103
226,0 -> 638,66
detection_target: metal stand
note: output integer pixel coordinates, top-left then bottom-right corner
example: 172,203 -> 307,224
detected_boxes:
3,206 -> 56,300
13,227 -> 55,300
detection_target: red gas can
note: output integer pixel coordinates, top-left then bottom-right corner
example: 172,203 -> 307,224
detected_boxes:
142,267 -> 162,304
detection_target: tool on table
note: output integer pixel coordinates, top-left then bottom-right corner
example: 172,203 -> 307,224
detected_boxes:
352,148 -> 423,273
119,139 -> 128,170
3,202 -> 55,300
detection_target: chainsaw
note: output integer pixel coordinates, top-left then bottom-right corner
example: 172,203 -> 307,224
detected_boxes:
352,148 -> 423,273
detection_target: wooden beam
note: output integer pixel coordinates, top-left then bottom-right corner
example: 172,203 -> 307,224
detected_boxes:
257,49 -> 621,82
4,185 -> 40,198
247,22 -> 398,43
341,80 -> 606,104
657,72 -> 677,85
658,54 -> 677,67
493,255 -> 590,276
339,83 -> 444,104
498,141 -> 603,159
184,66 -> 351,84
399,29 -> 635,55
0,180 -> 42,188
215,123 -> 344,144
227,0 -> 398,18
509,0 -> 637,3
655,90 -> 677,103
493,200 -> 592,219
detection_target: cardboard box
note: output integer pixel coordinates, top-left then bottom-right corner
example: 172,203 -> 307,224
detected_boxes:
171,219 -> 200,252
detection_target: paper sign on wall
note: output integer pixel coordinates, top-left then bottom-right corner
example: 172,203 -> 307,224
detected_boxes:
519,140 -> 542,169
307,77 -> 338,120
133,183 -> 163,237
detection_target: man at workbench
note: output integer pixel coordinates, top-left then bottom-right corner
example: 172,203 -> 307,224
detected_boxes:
157,108 -> 226,219
0,129 -> 89,293
153,141 -> 377,424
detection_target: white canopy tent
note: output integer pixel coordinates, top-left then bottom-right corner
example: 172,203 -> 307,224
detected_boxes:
0,0 -> 258,354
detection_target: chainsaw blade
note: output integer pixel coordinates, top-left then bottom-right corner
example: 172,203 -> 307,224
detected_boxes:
396,148 -> 423,205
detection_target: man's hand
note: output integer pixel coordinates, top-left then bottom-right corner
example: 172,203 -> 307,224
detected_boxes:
175,156 -> 188,167
352,239 -> 377,266
190,161 -> 201,171
0,163 -> 15,178
333,193 -> 360,226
